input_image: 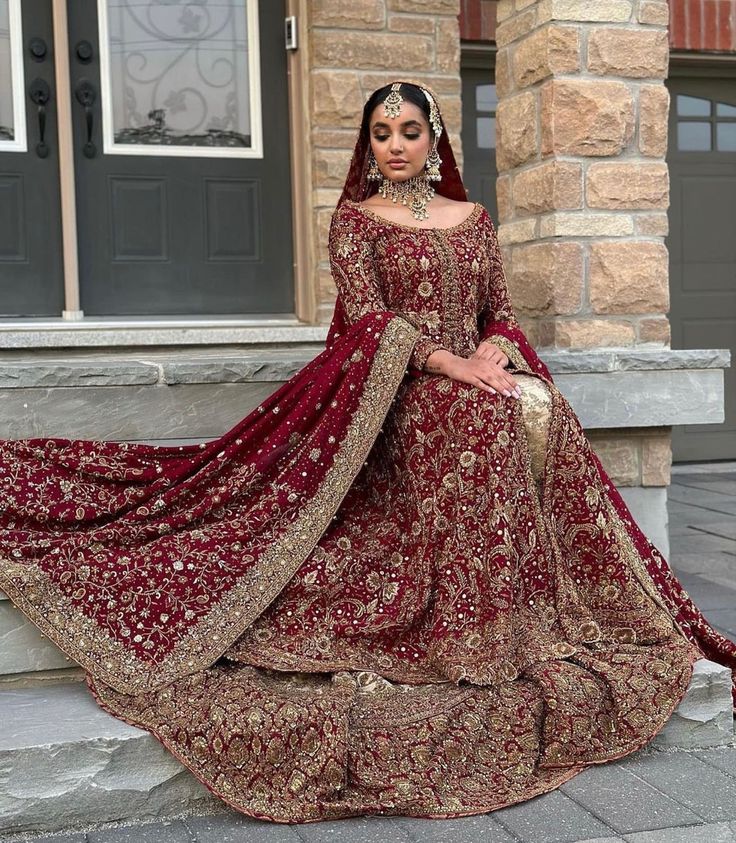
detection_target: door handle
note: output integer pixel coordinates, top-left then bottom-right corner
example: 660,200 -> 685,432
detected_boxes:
75,79 -> 97,158
28,78 -> 51,158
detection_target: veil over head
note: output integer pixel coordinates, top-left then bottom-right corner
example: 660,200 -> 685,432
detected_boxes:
336,80 -> 468,207
328,80 -> 468,346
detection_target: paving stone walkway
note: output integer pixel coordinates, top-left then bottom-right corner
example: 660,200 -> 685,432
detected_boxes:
6,463 -> 736,843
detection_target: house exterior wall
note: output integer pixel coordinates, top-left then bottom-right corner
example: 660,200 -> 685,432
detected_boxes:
460,0 -> 736,51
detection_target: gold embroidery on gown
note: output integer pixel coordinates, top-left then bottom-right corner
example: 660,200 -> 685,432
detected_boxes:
4,79 -> 723,826
76,78 -> 731,825
516,374 -> 553,494
81,197 -> 701,823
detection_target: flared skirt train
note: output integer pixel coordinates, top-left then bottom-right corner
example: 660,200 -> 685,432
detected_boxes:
86,368 -> 704,822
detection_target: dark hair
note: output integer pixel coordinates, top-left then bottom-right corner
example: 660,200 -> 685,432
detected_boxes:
361,83 -> 434,139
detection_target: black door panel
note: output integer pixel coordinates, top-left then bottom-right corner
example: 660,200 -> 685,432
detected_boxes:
0,0 -> 64,316
68,0 -> 293,316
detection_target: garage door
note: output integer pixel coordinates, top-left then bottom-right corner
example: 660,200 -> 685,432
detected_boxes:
667,73 -> 736,462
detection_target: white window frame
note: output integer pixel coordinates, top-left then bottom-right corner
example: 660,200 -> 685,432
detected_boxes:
0,0 -> 27,153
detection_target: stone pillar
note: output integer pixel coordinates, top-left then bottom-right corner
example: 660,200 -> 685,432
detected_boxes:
307,0 -> 462,322
494,0 -> 675,545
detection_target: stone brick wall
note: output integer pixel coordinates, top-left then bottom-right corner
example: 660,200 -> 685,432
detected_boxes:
588,428 -> 672,487
494,0 -> 671,350
308,0 -> 463,321
493,0 -> 675,488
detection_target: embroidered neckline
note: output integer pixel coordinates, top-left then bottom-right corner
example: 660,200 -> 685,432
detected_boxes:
346,199 -> 483,234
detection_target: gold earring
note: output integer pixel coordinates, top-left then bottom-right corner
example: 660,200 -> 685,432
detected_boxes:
425,146 -> 442,182
367,150 -> 382,182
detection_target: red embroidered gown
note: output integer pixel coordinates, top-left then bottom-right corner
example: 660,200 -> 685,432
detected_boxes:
1,82 -> 735,822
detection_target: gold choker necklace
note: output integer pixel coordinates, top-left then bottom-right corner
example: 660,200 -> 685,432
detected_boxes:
377,175 -> 435,221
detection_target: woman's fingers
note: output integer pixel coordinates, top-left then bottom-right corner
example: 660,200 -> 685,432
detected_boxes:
482,365 -> 521,398
481,349 -> 507,368
462,358 -> 521,398
504,372 -> 520,392
474,376 -> 515,397
473,378 -> 497,394
488,363 -> 520,391
471,372 -> 522,398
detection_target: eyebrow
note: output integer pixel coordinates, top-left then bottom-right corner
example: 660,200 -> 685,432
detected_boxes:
371,120 -> 424,129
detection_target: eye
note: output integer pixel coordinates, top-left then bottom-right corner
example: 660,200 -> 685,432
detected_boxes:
405,133 -> 420,140
373,134 -> 389,142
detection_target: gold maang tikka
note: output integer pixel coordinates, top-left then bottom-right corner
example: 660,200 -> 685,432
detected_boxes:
383,82 -> 404,119
382,83 -> 443,139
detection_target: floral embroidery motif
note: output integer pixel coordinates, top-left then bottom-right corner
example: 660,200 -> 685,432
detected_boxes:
0,195 -> 732,825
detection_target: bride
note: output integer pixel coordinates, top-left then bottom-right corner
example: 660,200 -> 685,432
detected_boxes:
0,80 -> 734,824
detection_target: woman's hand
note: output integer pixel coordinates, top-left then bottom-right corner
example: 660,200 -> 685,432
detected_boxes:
425,350 -> 522,398
471,340 -> 509,369
448,357 -> 522,398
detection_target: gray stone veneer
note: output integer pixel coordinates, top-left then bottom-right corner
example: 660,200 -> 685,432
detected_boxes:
0,347 -> 728,440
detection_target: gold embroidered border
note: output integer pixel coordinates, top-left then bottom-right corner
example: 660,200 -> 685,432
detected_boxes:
430,229 -> 462,352
603,496 -> 701,650
539,384 -> 699,656
0,315 -> 421,694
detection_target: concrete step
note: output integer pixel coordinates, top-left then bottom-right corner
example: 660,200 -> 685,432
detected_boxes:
0,595 -> 71,679
0,662 -> 732,837
0,345 -> 321,443
0,681 -> 217,837
651,659 -> 734,750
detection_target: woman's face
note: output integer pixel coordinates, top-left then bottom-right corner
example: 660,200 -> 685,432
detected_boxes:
368,100 -> 432,182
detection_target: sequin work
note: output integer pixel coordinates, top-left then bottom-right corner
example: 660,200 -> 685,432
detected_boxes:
1,197 -> 735,825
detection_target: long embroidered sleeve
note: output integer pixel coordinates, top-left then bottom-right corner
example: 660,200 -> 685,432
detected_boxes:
478,218 -> 519,332
328,203 -> 450,372
476,217 -> 527,370
477,216 -> 553,380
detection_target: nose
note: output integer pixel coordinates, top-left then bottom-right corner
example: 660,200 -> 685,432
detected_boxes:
389,134 -> 403,154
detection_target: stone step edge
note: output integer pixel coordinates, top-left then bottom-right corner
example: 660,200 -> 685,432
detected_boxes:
0,661 -> 733,836
0,347 -> 728,390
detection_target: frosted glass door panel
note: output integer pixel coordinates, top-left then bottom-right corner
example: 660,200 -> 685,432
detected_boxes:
99,0 -> 262,157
